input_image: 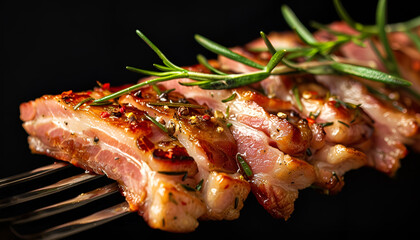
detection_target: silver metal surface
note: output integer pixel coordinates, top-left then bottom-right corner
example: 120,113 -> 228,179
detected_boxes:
0,162 -> 132,239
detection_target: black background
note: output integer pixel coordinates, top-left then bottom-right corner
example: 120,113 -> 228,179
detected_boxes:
2,0 -> 420,239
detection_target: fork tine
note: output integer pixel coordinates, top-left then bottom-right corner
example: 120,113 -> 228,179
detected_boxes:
11,183 -> 119,224
11,202 -> 132,240
0,173 -> 104,209
0,162 -> 70,189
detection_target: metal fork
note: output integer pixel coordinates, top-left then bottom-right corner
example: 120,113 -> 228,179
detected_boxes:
0,161 -> 133,239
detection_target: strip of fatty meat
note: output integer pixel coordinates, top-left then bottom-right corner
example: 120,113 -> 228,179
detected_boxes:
118,85 -> 250,220
315,75 -> 419,175
246,29 -> 419,175
217,39 -> 373,192
159,73 -> 316,219
19,86 -> 250,232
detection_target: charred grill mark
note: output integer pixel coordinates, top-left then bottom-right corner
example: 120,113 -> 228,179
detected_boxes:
153,147 -> 194,162
136,136 -> 155,152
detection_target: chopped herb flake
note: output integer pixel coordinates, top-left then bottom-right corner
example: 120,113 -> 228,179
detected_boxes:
196,179 -> 204,191
338,120 -> 350,128
319,122 -> 334,127
237,154 -> 253,177
221,93 -> 237,103
292,85 -> 303,111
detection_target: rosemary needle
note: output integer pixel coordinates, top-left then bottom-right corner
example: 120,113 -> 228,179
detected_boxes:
144,113 -> 168,133
221,93 -> 237,103
237,154 -> 253,177
73,97 -> 94,110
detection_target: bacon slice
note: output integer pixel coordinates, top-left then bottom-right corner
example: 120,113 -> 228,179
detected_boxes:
158,77 -> 316,218
19,88 -> 249,231
18,24 -> 420,231
230,122 -> 315,219
160,77 -> 313,156
309,143 -> 367,194
315,75 -> 417,174
118,86 -> 250,220
213,38 -> 375,189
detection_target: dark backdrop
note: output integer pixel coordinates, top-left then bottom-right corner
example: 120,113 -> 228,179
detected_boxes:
2,0 -> 419,239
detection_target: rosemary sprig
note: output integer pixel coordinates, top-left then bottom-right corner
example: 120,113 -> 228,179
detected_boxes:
194,34 -> 265,70
88,1 -> 414,107
330,62 -> 410,86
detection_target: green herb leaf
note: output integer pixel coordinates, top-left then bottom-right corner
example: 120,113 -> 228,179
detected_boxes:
151,84 -> 162,95
194,34 -> 265,70
292,85 -> 303,111
260,31 -> 277,55
221,93 -> 237,103
93,73 -> 188,104
74,97 -> 95,110
197,54 -> 227,75
144,113 -> 168,133
126,66 -> 175,77
333,0 -> 366,32
237,154 -> 253,177
306,148 -> 312,156
136,30 -> 184,71
281,58 -> 335,75
153,64 -> 173,72
178,80 -> 212,87
338,120 -> 350,128
181,184 -> 196,191
265,49 -> 287,73
281,5 -> 317,45
330,62 -> 411,87
319,122 -> 334,127
195,179 -> 204,191
199,72 -> 270,90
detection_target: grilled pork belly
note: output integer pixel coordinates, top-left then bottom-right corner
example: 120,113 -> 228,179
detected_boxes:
159,73 -> 317,219
315,75 -> 417,174
216,45 -> 373,191
118,86 -> 250,220
219,29 -> 419,181
19,87 -> 250,232
230,122 -> 315,219
19,23 -> 420,231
